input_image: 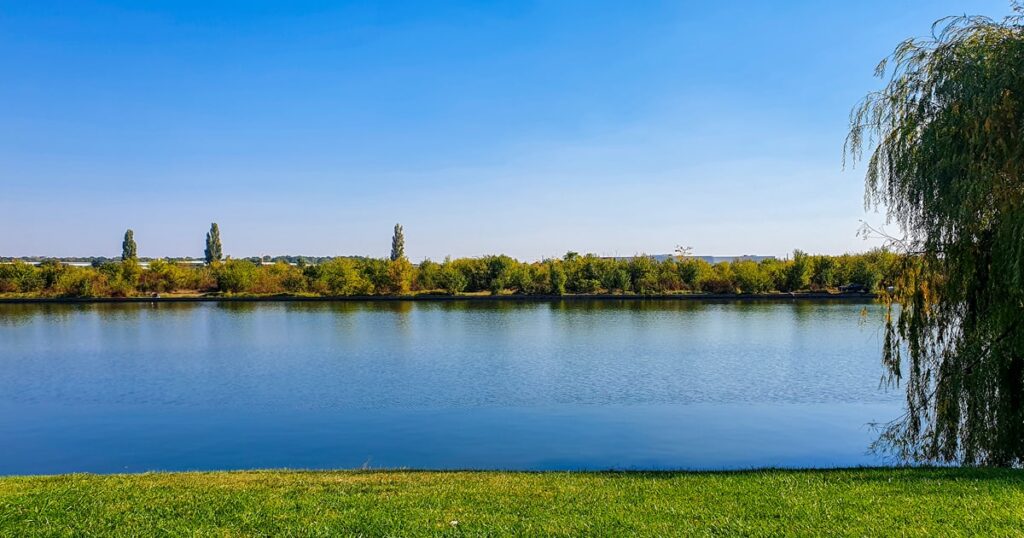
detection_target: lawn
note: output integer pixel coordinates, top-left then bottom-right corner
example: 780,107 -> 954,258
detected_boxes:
2,468 -> 1023,536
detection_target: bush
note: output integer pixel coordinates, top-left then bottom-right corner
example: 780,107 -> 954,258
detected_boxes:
811,256 -> 838,290
315,258 -> 371,296
678,258 -> 712,292
438,259 -> 468,294
416,259 -> 441,291
215,260 -> 257,293
52,267 -> 104,297
733,260 -> 773,294
548,261 -> 566,295
0,262 -> 43,293
385,259 -> 413,295
628,256 -> 659,294
140,259 -> 181,293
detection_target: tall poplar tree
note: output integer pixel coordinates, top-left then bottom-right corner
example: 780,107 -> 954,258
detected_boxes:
205,223 -> 223,264
847,6 -> 1024,465
390,223 -> 405,261
121,229 -> 137,261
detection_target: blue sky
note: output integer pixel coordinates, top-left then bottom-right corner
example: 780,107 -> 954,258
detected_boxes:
0,1 -> 1011,260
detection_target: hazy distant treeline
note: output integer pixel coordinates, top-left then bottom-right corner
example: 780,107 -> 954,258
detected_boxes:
0,250 -> 898,298
0,255 -> 346,265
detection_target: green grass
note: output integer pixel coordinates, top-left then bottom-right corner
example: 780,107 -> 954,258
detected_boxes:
2,468 -> 1023,536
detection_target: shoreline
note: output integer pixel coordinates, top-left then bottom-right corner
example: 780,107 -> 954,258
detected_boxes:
0,465 -> 962,478
0,292 -> 877,305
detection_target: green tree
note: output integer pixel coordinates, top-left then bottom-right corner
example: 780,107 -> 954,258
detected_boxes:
604,266 -> 631,293
566,255 -> 602,294
548,260 -> 566,295
677,258 -> 712,292
783,250 -> 812,292
390,223 -> 405,261
732,260 -> 771,294
847,7 -> 1024,465
121,229 -> 137,261
205,223 -> 223,264
847,257 -> 882,291
505,263 -> 534,294
386,258 -> 413,294
98,260 -> 139,297
275,263 -> 308,294
702,261 -> 738,294
628,255 -> 659,294
438,257 -> 468,295
53,267 -> 98,298
0,261 -> 43,293
484,255 -> 516,294
811,256 -> 838,290
141,259 -> 181,293
417,259 -> 441,290
214,259 -> 256,293
316,258 -> 370,295
359,258 -> 391,294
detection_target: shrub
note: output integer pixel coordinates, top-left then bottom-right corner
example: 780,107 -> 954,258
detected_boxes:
0,262 -> 43,293
140,259 -> 181,293
733,260 -> 773,294
548,261 -> 566,295
53,267 -> 103,297
438,259 -> 468,294
416,259 -> 441,291
215,260 -> 257,293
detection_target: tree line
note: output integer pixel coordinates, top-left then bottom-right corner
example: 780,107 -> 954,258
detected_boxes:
0,223 -> 898,298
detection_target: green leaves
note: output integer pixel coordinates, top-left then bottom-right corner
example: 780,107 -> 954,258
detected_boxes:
848,8 -> 1024,465
121,229 -> 137,262
205,223 -> 223,264
390,223 -> 405,262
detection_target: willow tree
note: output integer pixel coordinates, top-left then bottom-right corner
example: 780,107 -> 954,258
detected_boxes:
847,7 -> 1024,465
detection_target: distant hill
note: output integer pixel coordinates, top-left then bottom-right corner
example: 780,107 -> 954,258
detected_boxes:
0,255 -> 355,267
3,254 -> 778,266
607,254 -> 776,264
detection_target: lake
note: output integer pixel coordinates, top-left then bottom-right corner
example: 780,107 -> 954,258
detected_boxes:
0,300 -> 903,474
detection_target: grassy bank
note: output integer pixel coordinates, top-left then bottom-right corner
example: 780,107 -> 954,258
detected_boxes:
2,469 -> 1022,536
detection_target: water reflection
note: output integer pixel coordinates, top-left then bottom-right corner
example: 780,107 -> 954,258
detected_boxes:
0,299 -> 898,474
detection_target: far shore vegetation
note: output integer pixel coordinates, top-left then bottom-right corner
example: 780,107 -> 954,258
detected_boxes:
0,224 -> 898,299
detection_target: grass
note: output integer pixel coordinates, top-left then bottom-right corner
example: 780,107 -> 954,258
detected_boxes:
2,468 -> 1023,536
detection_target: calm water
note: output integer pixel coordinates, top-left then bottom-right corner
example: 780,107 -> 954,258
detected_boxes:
0,300 -> 903,474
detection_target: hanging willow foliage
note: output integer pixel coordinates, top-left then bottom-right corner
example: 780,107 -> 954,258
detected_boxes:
847,5 -> 1024,465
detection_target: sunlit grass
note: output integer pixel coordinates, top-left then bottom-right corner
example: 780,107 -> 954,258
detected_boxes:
2,468 -> 1023,536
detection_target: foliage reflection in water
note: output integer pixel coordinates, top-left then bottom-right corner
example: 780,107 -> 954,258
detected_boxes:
0,300 -> 901,473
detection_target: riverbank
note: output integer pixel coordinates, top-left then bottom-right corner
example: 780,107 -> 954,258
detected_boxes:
0,291 -> 875,304
1,468 -> 1019,536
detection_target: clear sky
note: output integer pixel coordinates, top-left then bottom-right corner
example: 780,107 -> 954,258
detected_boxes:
0,1 -> 1011,260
